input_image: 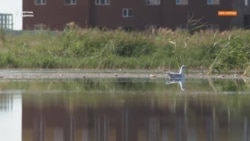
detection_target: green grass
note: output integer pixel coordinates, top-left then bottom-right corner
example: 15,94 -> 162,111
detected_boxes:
0,28 -> 250,75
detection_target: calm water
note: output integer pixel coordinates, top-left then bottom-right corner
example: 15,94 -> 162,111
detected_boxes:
0,77 -> 250,141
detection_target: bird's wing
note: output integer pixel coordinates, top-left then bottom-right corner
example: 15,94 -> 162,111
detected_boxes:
167,72 -> 179,76
166,81 -> 178,85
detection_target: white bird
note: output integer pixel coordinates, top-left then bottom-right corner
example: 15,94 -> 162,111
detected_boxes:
167,65 -> 185,81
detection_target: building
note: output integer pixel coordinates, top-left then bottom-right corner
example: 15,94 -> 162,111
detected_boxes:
23,0 -> 250,30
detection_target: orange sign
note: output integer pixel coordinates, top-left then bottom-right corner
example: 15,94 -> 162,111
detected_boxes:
218,11 -> 237,16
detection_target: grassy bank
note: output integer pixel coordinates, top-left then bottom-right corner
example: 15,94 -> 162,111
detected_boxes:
0,27 -> 250,75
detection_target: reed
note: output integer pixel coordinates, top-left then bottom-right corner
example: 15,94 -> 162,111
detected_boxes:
0,28 -> 249,75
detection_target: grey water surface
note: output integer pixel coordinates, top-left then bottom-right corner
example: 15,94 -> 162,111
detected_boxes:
0,75 -> 250,141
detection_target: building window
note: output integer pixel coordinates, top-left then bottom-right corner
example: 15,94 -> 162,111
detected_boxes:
34,24 -> 47,30
146,0 -> 161,5
34,0 -> 46,5
206,24 -> 219,31
176,0 -> 188,5
65,0 -> 76,5
207,0 -> 220,5
122,8 -> 133,18
95,0 -> 110,5
0,14 -> 13,30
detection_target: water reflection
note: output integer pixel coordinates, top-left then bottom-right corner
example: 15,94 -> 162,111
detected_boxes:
166,80 -> 185,91
0,78 -> 250,141
21,94 -> 250,141
0,94 -> 22,141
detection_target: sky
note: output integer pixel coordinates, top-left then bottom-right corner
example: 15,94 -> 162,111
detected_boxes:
0,0 -> 22,30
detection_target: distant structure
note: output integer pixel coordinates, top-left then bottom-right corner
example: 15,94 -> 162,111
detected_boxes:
23,0 -> 250,31
0,13 -> 13,30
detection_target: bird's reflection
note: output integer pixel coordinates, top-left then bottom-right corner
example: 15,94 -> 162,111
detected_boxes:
166,80 -> 185,91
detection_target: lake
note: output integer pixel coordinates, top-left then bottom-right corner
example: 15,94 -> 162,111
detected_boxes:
0,72 -> 250,141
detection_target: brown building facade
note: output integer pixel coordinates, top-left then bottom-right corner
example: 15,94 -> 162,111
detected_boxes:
23,0 -> 250,30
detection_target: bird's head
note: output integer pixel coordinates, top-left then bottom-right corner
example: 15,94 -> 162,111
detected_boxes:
179,65 -> 185,74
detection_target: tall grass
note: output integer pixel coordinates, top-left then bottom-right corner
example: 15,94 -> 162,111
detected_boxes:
0,28 -> 250,75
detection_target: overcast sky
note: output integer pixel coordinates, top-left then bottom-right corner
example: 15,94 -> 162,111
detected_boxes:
0,0 -> 22,30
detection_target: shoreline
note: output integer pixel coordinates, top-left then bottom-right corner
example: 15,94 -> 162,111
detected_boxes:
0,69 -> 248,80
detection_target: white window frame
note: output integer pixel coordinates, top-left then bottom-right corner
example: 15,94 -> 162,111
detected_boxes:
64,0 -> 77,5
207,0 -> 220,5
34,0 -> 46,5
206,24 -> 219,31
176,0 -> 188,5
34,24 -> 47,30
122,8 -> 133,18
95,0 -> 110,5
146,0 -> 161,5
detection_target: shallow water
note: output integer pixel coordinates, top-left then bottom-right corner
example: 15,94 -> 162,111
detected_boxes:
0,77 -> 250,141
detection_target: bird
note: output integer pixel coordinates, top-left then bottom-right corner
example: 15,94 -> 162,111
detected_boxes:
167,65 -> 185,81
